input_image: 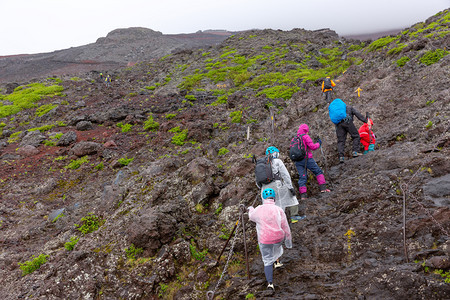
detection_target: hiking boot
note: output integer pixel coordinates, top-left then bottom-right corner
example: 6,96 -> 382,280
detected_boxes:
274,261 -> 283,268
267,282 -> 274,290
339,157 -> 345,163
300,193 -> 307,200
352,151 -> 363,157
291,215 -> 306,221
291,218 -> 298,224
319,184 -> 331,193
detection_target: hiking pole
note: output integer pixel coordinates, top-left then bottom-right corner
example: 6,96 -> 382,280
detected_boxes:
319,142 -> 332,187
215,218 -> 239,267
270,107 -> 275,143
240,204 -> 250,279
215,195 -> 259,267
366,112 -> 373,145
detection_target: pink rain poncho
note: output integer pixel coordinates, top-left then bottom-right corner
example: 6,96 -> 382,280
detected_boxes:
248,198 -> 292,266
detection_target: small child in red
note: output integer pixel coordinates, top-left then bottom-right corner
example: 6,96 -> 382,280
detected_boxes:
358,118 -> 376,154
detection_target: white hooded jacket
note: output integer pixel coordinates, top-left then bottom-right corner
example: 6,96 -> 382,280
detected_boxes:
260,156 -> 299,210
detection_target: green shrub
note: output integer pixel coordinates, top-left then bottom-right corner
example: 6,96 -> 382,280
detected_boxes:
396,56 -> 410,67
165,113 -> 177,119
65,156 -> 89,170
387,43 -> 407,55
185,94 -> 197,101
209,95 -> 228,106
215,204 -> 223,215
171,129 -> 188,146
64,236 -> 79,251
190,240 -> 208,261
28,124 -> 55,132
36,104 -> 58,117
7,131 -> 22,144
125,244 -> 143,260
18,254 -> 49,276
118,157 -> 134,166
143,114 -> 159,132
419,49 -> 448,65
367,36 -> 398,52
218,148 -> 229,156
95,162 -> 104,170
117,122 -> 133,132
0,83 -> 63,118
230,110 -> 242,123
257,85 -> 300,100
75,213 -> 104,234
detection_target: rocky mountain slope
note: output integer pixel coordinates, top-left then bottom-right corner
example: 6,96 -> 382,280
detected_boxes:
0,9 -> 449,300
0,27 -> 233,84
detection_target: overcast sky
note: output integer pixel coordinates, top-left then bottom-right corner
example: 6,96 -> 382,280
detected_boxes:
0,0 -> 448,56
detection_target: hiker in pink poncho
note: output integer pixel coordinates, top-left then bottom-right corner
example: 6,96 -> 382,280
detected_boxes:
292,124 -> 330,200
248,188 -> 292,290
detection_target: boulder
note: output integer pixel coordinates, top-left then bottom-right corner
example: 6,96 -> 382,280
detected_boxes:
17,145 -> 39,157
76,121 -> 93,131
19,130 -> 45,147
70,141 -> 101,157
126,209 -> 177,256
57,131 -> 77,146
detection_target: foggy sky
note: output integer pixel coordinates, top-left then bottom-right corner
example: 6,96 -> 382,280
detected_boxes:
0,0 -> 448,56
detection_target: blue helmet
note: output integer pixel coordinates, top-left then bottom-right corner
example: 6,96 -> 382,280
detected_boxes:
262,188 -> 276,199
265,146 -> 279,156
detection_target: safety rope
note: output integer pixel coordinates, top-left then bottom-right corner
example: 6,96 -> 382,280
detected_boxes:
400,129 -> 449,262
206,195 -> 258,300
206,219 -> 241,300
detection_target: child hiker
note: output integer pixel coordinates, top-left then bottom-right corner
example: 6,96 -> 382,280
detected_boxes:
248,188 -> 292,290
292,124 -> 331,200
358,118 -> 376,154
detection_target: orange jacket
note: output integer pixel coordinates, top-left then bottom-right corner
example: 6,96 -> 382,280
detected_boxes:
322,78 -> 336,92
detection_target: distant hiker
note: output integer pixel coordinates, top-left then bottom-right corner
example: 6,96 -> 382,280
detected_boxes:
248,188 -> 292,291
359,118 -> 376,154
105,75 -> 112,87
322,76 -> 336,103
328,98 -> 368,163
256,146 -> 304,223
291,124 -> 331,200
100,72 -> 103,80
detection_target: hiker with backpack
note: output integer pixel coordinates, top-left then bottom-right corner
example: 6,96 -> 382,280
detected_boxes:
328,98 -> 368,163
248,188 -> 292,291
290,124 -> 331,200
359,118 -> 376,154
255,146 -> 304,223
322,76 -> 336,103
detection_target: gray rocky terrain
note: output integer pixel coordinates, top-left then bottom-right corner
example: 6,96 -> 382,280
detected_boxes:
0,9 -> 449,300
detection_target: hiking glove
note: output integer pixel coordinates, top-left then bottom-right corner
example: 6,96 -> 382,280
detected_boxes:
289,188 -> 296,196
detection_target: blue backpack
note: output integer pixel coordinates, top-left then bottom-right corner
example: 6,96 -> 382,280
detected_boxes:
328,98 -> 347,124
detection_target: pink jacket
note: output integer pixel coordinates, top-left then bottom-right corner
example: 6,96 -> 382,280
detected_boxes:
248,199 -> 292,246
293,124 -> 320,159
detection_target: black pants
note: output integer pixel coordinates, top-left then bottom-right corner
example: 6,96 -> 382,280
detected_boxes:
324,90 -> 333,102
336,121 -> 360,157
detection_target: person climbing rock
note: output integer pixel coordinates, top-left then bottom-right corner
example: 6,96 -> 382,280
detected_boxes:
322,76 -> 336,103
248,188 -> 292,291
359,118 -> 376,154
328,98 -> 368,163
259,146 -> 305,223
292,124 -> 331,200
